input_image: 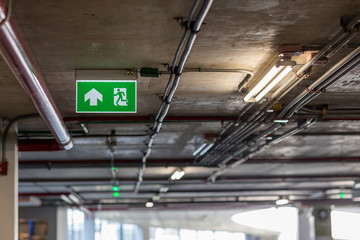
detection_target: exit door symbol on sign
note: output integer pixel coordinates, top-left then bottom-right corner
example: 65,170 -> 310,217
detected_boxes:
114,88 -> 128,106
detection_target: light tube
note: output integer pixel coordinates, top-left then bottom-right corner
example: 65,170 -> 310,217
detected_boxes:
275,198 -> 289,206
244,66 -> 284,102
255,66 -> 292,102
69,194 -> 81,204
199,143 -> 214,156
170,170 -> 185,180
60,195 -> 73,205
192,143 -> 207,156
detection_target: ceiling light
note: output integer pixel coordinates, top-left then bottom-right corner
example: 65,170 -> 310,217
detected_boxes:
255,66 -> 292,102
60,195 -> 73,205
170,170 -> 185,181
264,135 -> 273,140
152,195 -> 161,202
199,143 -> 214,156
193,143 -> 207,156
159,186 -> 169,193
79,123 -> 89,135
273,119 -> 289,123
244,65 -> 285,102
276,198 -> 290,206
68,194 -> 81,205
145,202 -> 154,208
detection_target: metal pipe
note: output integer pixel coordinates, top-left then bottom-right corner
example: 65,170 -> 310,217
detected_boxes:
326,31 -> 358,58
271,18 -> 360,101
279,46 -> 360,118
134,0 -> 213,193
217,123 -> 281,166
286,51 -> 360,118
2,114 -> 38,164
273,76 -> 305,101
162,68 -> 254,93
0,1 -> 73,150
208,119 -> 316,181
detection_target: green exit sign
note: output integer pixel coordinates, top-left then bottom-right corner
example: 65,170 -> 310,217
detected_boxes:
76,80 -> 136,113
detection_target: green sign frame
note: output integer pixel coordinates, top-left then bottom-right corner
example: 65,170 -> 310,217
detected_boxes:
76,80 -> 137,113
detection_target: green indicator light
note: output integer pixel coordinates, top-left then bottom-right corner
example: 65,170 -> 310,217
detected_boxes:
339,193 -> 345,199
113,192 -> 120,197
112,167 -> 117,171
113,186 -> 119,191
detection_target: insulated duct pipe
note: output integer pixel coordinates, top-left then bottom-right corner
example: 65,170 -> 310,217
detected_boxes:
0,1 -> 73,149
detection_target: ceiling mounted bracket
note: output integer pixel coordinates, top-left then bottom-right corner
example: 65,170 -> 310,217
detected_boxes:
341,15 -> 360,32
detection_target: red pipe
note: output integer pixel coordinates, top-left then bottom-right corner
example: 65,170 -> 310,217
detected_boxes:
18,157 -> 360,164
63,116 -> 237,122
19,174 -> 360,183
19,192 -> 68,197
19,158 -> 194,165
18,140 -> 64,152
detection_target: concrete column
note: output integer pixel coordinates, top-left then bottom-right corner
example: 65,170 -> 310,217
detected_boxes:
299,208 -> 315,240
0,124 -> 18,240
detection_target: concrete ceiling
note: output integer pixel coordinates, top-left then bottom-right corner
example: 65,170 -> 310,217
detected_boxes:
1,0 -> 360,211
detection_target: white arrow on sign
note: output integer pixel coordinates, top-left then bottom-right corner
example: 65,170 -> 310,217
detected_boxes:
84,88 -> 103,106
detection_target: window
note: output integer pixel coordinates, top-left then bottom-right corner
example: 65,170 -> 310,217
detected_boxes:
331,210 -> 360,240
149,227 -> 245,240
67,208 -> 85,240
95,219 -> 142,240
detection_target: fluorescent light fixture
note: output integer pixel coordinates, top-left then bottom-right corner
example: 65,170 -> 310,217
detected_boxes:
273,119 -> 289,123
244,66 -> 284,102
193,143 -> 207,156
159,186 -> 169,193
152,195 -> 161,202
79,123 -> 89,135
145,201 -> 154,208
264,135 -> 273,140
255,66 -> 292,102
69,194 -> 81,204
170,170 -> 185,181
199,143 -> 214,156
276,198 -> 289,206
60,195 -> 73,205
